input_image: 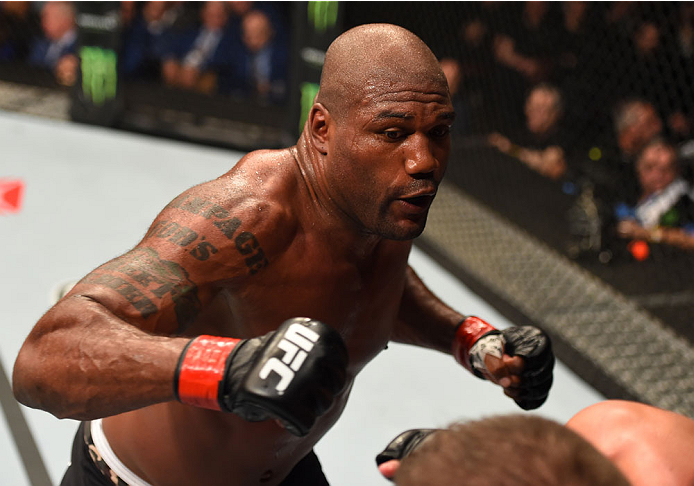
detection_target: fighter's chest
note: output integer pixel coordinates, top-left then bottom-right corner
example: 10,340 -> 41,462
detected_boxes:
216,241 -> 410,365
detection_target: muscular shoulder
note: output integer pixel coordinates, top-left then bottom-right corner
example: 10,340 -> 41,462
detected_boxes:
148,148 -> 302,276
60,149 -> 303,334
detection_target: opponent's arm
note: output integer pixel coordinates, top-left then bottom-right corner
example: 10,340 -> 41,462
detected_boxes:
392,266 -> 554,410
375,428 -> 439,481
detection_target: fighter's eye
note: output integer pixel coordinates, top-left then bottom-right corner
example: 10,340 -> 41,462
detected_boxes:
430,125 -> 450,138
384,130 -> 404,140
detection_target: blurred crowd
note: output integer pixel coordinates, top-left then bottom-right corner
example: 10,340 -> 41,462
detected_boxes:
1,1 -> 693,258
438,1 -> 694,259
0,1 -> 289,104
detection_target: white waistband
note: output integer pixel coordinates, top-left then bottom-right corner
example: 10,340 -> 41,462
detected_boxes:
90,419 -> 154,486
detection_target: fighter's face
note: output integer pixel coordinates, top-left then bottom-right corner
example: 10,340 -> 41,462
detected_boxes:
326,82 -> 454,240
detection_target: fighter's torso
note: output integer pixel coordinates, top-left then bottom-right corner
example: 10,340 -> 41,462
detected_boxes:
103,149 -> 413,486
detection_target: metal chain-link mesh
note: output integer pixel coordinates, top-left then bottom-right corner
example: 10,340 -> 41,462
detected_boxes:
423,181 -> 694,417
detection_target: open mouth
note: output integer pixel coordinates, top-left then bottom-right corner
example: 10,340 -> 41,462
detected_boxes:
404,195 -> 433,207
399,195 -> 434,211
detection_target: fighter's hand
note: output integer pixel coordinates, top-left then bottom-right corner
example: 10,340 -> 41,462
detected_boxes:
174,318 -> 348,436
375,429 -> 438,481
453,317 -> 554,410
470,326 -> 554,410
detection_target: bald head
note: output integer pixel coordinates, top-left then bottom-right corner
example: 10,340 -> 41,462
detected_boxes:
316,24 -> 448,120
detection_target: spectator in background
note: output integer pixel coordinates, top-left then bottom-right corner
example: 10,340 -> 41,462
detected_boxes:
439,57 -> 467,136
615,137 -> 694,251
221,8 -> 287,104
226,0 -> 253,30
121,1 -> 191,80
565,98 -> 665,261
456,2 -> 505,133
120,1 -> 137,30
0,1 -> 39,62
598,98 -> 665,207
487,82 -> 569,180
552,2 -> 618,164
613,98 -> 664,161
608,10 -> 694,145
669,3 -> 694,144
28,1 -> 78,86
491,1 -> 561,119
161,1 -> 238,94
226,1 -> 286,42
676,2 -> 694,62
552,1 -> 603,87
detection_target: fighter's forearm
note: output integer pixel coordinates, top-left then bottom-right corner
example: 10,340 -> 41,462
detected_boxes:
391,266 -> 465,354
12,295 -> 189,420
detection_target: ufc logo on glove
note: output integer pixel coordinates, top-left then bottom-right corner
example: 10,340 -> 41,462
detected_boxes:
175,317 -> 348,436
259,323 -> 320,393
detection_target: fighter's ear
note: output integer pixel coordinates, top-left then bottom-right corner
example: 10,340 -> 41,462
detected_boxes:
309,103 -> 332,155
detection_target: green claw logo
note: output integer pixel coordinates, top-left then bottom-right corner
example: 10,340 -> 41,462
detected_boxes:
299,82 -> 320,131
79,46 -> 117,106
307,1 -> 338,33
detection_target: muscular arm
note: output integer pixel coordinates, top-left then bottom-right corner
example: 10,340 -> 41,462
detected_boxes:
13,172 -> 284,420
391,266 -> 554,411
390,266 -> 464,354
13,292 -> 189,419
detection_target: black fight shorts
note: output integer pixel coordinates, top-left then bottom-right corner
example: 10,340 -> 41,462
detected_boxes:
60,422 -> 330,486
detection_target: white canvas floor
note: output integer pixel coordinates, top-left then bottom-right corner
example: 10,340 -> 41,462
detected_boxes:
0,111 -> 604,486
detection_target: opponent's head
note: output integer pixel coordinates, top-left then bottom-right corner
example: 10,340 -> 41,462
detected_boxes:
394,415 -> 631,486
308,24 -> 454,240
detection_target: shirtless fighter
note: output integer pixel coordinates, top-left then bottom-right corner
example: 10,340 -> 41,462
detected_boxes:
13,24 -> 554,486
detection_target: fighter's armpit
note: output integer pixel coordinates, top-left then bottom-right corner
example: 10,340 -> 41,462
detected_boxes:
80,247 -> 202,333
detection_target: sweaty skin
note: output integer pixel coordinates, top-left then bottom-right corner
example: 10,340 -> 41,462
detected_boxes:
13,24 -> 523,486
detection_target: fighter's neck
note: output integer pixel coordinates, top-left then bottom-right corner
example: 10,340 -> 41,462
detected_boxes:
290,131 -> 383,257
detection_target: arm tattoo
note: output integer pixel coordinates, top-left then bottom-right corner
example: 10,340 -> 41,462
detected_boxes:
160,193 -> 269,274
84,248 -> 201,332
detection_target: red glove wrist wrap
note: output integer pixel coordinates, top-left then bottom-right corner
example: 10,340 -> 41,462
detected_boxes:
452,316 -> 496,372
176,335 -> 240,411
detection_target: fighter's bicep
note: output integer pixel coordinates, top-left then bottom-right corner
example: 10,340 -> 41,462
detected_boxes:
68,244 -> 209,334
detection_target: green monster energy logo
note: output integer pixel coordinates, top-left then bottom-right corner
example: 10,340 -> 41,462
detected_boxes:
307,1 -> 338,33
299,82 -> 320,131
80,46 -> 117,106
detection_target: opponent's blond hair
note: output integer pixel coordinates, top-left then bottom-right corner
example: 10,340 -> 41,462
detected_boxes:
395,414 -> 631,486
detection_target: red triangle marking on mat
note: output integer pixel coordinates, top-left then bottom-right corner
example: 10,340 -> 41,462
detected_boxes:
2,185 -> 21,209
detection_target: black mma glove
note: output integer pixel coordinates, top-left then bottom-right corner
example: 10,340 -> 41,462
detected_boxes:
375,429 -> 438,466
453,317 -> 554,410
499,326 -> 554,410
174,317 -> 348,436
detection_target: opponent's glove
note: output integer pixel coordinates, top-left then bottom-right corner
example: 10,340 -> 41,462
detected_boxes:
174,317 -> 348,436
452,317 -> 554,410
375,429 -> 438,467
